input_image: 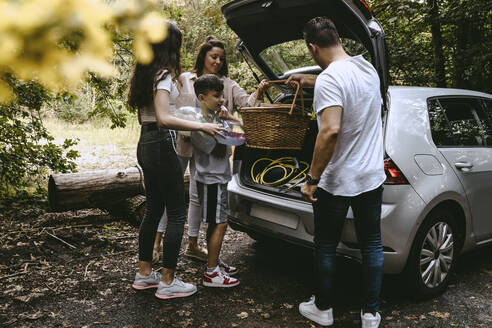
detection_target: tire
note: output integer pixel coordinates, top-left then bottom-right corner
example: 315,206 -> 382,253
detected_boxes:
404,208 -> 459,299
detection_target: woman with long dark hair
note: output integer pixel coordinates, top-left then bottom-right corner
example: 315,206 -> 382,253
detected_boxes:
154,36 -> 267,273
128,23 -> 223,299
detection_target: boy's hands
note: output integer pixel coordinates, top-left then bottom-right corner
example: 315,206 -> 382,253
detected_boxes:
200,123 -> 226,138
218,106 -> 229,119
218,107 -> 243,127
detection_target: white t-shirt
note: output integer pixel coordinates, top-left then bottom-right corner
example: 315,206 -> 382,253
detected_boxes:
155,72 -> 179,115
313,55 -> 386,196
138,71 -> 179,124
191,116 -> 232,185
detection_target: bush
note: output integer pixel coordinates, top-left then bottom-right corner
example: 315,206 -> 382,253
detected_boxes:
0,78 -> 79,196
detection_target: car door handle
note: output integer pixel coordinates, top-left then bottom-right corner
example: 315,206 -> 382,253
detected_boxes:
454,162 -> 473,171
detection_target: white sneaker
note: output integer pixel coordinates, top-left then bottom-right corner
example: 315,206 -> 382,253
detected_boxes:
155,277 -> 197,299
361,310 -> 381,328
299,296 -> 334,326
219,258 -> 239,276
203,266 -> 240,287
132,270 -> 161,290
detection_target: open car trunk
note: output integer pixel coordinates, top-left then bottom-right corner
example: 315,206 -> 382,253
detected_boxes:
222,0 -> 389,104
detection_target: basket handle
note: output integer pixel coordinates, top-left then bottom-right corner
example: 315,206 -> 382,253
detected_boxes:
255,79 -> 305,116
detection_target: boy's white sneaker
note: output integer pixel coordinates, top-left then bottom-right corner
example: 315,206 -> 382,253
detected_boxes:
361,310 -> 381,328
203,266 -> 239,287
299,296 -> 334,326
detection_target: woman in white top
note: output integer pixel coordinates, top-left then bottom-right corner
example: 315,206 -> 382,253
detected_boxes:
128,23 -> 223,299
154,36 -> 267,269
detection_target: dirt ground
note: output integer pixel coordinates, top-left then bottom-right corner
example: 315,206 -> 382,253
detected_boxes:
1,198 -> 491,328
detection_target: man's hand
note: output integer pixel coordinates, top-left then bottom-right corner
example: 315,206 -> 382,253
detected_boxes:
285,74 -> 317,88
301,182 -> 318,203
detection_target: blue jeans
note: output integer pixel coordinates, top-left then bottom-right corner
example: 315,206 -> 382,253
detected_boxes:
137,124 -> 186,270
313,185 -> 384,312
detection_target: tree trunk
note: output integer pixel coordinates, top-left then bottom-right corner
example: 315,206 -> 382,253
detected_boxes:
48,166 -> 145,211
454,13 -> 469,88
428,0 -> 447,87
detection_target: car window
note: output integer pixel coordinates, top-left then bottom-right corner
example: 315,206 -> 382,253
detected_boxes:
432,98 -> 492,147
259,38 -> 370,76
259,40 -> 315,76
427,99 -> 455,146
484,99 -> 492,123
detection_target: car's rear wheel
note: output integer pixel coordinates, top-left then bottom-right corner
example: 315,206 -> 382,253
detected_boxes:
405,208 -> 458,299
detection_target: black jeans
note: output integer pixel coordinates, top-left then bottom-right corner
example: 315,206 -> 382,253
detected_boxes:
137,124 -> 186,270
313,185 -> 384,313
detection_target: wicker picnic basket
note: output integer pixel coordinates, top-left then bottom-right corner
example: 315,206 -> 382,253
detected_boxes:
240,80 -> 310,150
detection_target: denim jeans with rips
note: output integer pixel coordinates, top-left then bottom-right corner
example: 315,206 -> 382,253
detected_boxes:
312,185 -> 384,313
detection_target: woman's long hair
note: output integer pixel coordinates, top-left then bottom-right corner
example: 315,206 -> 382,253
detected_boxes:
128,22 -> 183,109
192,36 -> 228,77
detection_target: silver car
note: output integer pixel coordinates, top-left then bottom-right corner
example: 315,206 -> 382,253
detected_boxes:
222,0 -> 492,298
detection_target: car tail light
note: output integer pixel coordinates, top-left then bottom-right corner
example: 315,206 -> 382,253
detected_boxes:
384,158 -> 409,184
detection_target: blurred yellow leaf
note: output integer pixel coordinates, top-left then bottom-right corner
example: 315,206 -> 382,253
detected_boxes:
139,11 -> 167,43
134,37 -> 153,64
0,0 -> 167,96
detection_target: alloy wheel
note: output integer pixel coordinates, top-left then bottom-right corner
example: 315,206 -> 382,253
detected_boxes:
419,221 -> 454,288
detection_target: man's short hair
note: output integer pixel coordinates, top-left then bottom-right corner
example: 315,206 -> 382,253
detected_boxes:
303,17 -> 341,48
194,74 -> 224,97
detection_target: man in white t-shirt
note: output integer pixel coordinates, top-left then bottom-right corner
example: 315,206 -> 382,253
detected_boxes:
286,17 -> 385,328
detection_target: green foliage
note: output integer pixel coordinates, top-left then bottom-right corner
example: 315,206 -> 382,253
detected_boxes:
50,36 -> 134,127
229,61 -> 262,94
369,0 -> 435,86
0,77 -> 78,196
164,0 -> 262,83
85,74 -> 128,129
369,0 -> 492,92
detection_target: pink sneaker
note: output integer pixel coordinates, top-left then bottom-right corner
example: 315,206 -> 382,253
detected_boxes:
203,267 -> 240,288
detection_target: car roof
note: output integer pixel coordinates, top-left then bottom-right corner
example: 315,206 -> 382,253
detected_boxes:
388,86 -> 492,100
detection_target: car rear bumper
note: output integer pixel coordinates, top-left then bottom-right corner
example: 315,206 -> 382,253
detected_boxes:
227,175 -> 427,274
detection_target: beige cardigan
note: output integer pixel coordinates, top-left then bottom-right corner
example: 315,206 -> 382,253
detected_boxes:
176,72 -> 258,157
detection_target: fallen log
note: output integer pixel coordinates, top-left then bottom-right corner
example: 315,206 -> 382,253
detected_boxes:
48,166 -> 145,212
48,166 -> 190,215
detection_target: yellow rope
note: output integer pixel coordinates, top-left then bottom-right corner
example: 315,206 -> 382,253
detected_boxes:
250,157 -> 309,189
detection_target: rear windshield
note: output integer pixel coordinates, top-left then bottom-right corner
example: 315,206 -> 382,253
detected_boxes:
259,38 -> 371,76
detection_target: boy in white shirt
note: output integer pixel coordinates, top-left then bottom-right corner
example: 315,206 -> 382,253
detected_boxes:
191,74 -> 240,287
